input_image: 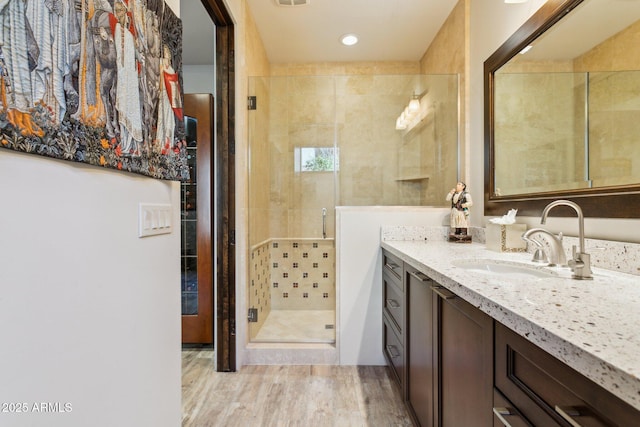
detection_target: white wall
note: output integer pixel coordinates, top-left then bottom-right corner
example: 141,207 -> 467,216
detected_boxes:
337,207 -> 449,365
183,65 -> 216,95
0,1 -> 182,426
469,0 -> 640,244
0,151 -> 181,427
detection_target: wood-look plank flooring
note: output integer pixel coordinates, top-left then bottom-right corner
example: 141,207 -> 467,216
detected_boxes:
182,349 -> 413,426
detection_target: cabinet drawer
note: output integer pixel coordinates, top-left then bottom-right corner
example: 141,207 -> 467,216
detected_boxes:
382,250 -> 403,290
383,314 -> 405,389
493,388 -> 545,427
383,275 -> 404,336
495,322 -> 640,426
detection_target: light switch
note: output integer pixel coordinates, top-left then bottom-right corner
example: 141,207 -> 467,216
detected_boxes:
139,203 -> 172,237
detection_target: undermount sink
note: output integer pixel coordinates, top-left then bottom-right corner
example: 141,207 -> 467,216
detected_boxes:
452,259 -> 558,279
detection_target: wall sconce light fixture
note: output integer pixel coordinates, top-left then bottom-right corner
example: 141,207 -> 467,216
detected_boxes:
395,114 -> 407,130
408,95 -> 420,113
396,92 -> 426,131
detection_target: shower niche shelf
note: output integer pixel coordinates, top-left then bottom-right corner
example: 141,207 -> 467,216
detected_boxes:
400,109 -> 434,141
395,175 -> 430,182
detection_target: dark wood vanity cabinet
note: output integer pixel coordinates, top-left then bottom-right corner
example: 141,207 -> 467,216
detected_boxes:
494,322 -> 640,427
382,250 -> 406,393
400,258 -> 493,427
381,249 -> 640,427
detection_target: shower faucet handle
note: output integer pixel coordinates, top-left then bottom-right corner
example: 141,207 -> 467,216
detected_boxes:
322,208 -> 327,239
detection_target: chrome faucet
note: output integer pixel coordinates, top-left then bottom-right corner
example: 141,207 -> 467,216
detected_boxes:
522,228 -> 565,266
540,200 -> 592,280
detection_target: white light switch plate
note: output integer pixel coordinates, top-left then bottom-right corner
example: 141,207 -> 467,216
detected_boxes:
139,203 -> 172,237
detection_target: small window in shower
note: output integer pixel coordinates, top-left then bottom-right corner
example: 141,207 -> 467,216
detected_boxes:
294,147 -> 340,172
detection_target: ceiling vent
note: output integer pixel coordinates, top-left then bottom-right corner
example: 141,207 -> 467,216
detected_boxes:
275,0 -> 310,6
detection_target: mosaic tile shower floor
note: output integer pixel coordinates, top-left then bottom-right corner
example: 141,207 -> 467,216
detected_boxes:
253,310 -> 336,343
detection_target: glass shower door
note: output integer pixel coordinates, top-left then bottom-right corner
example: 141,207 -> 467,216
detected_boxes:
248,76 -> 337,343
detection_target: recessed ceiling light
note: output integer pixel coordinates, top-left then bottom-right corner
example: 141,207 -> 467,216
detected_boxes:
340,34 -> 358,46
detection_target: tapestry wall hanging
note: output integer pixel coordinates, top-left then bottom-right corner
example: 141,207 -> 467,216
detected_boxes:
0,0 -> 189,181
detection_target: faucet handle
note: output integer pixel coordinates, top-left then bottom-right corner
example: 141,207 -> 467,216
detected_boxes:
532,248 -> 549,264
522,236 -> 549,264
568,245 -> 581,270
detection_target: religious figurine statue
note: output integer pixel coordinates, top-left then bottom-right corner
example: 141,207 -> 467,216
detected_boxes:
446,181 -> 473,242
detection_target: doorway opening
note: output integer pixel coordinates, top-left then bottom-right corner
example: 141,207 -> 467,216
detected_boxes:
181,0 -> 236,372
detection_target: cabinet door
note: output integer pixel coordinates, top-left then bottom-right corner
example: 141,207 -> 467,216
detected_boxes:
407,268 -> 435,427
434,286 -> 494,427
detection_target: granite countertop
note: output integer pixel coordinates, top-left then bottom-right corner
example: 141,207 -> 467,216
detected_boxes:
381,239 -> 640,411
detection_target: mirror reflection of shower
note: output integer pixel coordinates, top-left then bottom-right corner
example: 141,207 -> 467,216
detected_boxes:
248,74 -> 459,344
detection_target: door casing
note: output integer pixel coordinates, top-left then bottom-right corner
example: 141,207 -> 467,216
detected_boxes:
200,0 -> 236,372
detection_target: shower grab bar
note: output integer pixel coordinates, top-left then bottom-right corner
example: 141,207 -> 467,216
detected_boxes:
322,208 -> 327,239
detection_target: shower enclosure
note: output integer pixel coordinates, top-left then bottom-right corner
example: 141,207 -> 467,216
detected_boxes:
248,73 -> 459,344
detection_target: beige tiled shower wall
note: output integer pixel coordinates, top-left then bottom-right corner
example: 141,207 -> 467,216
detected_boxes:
269,239 -> 335,311
248,77 -> 272,247
573,20 -> 640,72
420,0 -> 466,198
267,75 -> 336,239
575,20 -> 640,188
260,72 -> 459,217
249,238 -> 335,340
249,241 -> 271,340
493,70 -> 584,194
249,53 -> 463,241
